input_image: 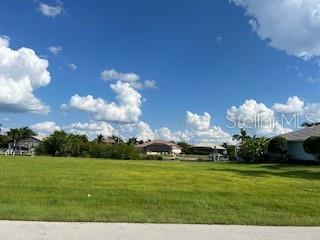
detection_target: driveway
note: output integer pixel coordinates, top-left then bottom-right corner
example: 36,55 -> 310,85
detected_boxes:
0,221 -> 319,240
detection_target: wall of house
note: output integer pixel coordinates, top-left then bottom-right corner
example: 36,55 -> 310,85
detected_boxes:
288,142 -> 318,161
16,138 -> 41,150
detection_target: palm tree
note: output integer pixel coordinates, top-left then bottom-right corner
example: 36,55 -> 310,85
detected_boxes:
7,127 -> 36,150
95,134 -> 104,144
127,137 -> 138,146
232,128 -> 251,142
7,128 -> 23,150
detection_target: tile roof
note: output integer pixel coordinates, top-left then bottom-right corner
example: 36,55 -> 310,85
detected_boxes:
280,125 -> 320,142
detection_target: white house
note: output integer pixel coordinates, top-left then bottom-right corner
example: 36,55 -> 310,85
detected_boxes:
8,136 -> 43,155
279,126 -> 320,161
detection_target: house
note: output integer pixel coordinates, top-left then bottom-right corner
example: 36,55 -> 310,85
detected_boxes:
136,140 -> 182,155
101,137 -> 117,145
279,125 -> 320,161
189,142 -> 227,161
8,136 -> 43,155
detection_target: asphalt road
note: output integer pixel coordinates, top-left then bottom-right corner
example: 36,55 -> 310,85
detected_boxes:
0,221 -> 319,240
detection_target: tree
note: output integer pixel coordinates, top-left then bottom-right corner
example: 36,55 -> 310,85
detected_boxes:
95,134 -> 104,144
6,127 -> 36,149
20,127 -> 36,138
177,142 -> 192,154
7,128 -> 23,149
222,143 -> 237,161
38,131 -> 69,156
268,136 -> 288,161
233,128 -> 251,142
239,137 -> 269,163
303,136 -> 320,160
127,137 -> 138,146
111,135 -> 123,144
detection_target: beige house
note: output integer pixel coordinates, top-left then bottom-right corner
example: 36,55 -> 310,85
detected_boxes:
137,140 -> 182,155
190,142 -> 227,161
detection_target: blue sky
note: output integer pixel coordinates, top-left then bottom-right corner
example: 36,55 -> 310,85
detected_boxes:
0,0 -> 320,143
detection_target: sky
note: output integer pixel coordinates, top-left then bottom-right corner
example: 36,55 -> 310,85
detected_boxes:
1,0 -> 320,143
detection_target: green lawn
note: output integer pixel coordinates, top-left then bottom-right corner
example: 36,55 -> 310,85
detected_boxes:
0,156 -> 319,226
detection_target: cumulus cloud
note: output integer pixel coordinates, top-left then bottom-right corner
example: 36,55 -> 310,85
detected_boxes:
63,81 -> 142,123
0,35 -> 51,114
30,121 -> 61,136
65,121 -> 115,139
38,2 -> 64,17
48,46 -> 62,55
272,96 -> 305,114
231,0 -> 320,59
101,69 -> 140,82
304,103 -> 320,122
118,111 -> 234,144
186,111 -> 211,130
101,69 -> 157,90
227,99 -> 292,136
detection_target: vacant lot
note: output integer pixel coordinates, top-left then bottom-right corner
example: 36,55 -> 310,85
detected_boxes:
0,156 -> 319,225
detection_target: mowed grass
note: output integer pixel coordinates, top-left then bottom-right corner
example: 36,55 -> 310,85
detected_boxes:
0,156 -> 319,226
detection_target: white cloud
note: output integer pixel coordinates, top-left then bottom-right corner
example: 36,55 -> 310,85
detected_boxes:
65,121 -> 115,139
227,99 -> 291,136
0,35 -> 51,114
30,121 -> 61,136
66,63 -> 77,70
118,111 -> 234,144
304,103 -> 320,122
0,35 -> 9,48
48,46 -> 62,55
38,2 -> 64,17
101,69 -> 140,82
63,81 -> 142,123
186,111 -> 211,130
231,0 -> 320,59
130,80 -> 157,89
272,96 -> 305,114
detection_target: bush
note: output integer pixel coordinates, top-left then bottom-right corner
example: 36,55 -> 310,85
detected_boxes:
268,136 -> 288,162
144,155 -> 163,160
304,137 -> 320,160
239,137 -> 268,163
36,131 -> 140,160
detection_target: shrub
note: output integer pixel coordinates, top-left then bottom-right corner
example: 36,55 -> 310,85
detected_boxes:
303,137 -> 320,160
36,131 -> 140,160
268,136 -> 288,162
239,137 -> 268,163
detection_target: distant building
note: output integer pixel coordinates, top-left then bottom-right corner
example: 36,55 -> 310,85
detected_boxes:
8,136 -> 43,155
137,140 -> 182,155
101,137 -> 117,145
189,142 -> 227,161
278,125 -> 320,161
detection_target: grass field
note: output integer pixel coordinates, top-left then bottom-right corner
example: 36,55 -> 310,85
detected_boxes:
0,156 -> 319,226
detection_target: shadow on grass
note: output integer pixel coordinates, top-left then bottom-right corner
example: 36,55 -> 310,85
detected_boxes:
209,164 -> 320,180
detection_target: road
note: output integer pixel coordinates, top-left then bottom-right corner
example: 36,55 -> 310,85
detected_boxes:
0,221 -> 319,240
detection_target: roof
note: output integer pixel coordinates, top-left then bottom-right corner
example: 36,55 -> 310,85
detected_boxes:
32,135 -> 44,141
137,140 -> 182,149
280,125 -> 320,142
193,142 -> 226,150
102,137 -> 116,144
